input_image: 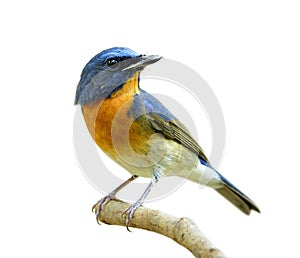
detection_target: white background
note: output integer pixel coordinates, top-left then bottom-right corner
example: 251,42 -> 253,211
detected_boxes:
1,1 -> 299,257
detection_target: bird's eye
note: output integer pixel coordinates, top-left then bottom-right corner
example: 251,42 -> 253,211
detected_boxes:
106,58 -> 119,67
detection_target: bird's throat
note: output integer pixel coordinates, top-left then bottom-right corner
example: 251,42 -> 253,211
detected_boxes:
110,72 -> 141,98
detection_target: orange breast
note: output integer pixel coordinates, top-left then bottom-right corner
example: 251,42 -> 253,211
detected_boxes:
81,72 -> 151,161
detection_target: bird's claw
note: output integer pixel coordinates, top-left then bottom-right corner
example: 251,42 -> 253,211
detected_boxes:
122,201 -> 142,231
92,194 -> 116,224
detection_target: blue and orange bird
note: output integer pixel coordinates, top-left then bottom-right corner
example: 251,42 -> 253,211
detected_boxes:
75,47 -> 260,228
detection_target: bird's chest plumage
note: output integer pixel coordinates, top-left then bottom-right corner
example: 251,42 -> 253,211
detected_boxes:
83,95 -> 151,158
81,72 -> 154,167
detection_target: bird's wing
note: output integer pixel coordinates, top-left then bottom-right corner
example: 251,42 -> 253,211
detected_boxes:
132,91 -> 210,164
147,114 -> 210,164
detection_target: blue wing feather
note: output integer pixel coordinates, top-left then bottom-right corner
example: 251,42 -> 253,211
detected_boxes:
131,90 -> 176,121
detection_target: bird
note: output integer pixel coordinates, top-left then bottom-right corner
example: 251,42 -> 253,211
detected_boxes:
74,47 -> 260,228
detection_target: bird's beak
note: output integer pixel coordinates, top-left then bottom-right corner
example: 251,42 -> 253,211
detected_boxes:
122,55 -> 162,71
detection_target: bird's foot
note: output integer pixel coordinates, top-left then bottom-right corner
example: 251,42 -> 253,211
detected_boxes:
92,193 -> 116,224
122,201 -> 142,231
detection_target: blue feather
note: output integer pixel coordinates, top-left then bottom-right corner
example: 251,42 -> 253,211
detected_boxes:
131,90 -> 176,121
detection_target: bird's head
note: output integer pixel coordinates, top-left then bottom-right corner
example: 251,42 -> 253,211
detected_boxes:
75,47 -> 162,105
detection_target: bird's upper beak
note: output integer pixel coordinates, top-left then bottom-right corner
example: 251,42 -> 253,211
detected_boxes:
122,55 -> 162,71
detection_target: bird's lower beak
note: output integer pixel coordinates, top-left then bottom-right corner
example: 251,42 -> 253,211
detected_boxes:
122,55 -> 162,71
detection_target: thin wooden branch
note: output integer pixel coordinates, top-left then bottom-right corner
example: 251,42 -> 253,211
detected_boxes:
92,199 -> 227,258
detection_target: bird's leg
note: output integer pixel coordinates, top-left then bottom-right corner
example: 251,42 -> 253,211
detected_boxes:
122,174 -> 159,231
92,175 -> 138,224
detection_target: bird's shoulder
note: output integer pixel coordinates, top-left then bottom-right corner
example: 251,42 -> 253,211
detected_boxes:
131,91 -> 210,163
131,90 -> 176,121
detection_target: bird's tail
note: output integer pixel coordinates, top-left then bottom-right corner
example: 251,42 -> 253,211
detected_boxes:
215,173 -> 260,215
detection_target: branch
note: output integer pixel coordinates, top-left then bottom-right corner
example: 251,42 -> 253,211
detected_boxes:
92,199 -> 227,258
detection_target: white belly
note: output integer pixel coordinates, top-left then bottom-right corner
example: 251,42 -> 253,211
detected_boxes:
113,133 -> 221,188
